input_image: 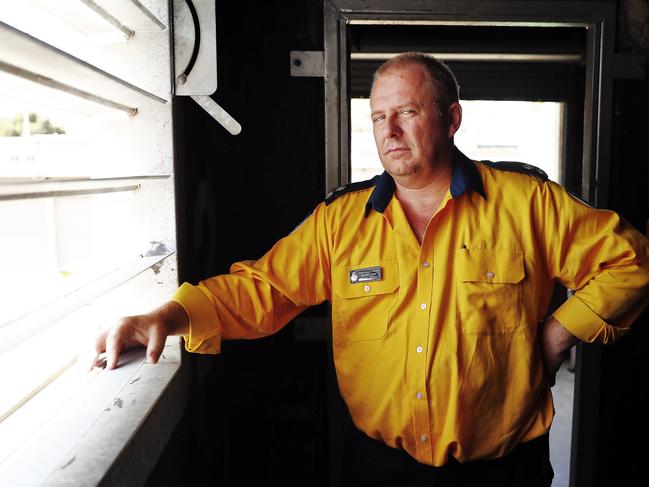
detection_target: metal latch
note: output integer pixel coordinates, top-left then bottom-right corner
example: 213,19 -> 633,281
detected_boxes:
172,0 -> 241,135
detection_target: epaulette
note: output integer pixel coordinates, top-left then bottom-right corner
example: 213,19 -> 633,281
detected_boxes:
324,176 -> 378,206
480,160 -> 548,182
566,189 -> 595,208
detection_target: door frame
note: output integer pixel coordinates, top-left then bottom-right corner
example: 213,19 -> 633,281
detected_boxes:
323,2 -> 616,486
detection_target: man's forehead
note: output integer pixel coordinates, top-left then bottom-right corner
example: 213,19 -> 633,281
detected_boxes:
376,61 -> 435,83
370,65 -> 436,105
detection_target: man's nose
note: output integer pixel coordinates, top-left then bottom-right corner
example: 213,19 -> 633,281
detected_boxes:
384,115 -> 402,137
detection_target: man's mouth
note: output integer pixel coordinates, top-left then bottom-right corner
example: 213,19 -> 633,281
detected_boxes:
385,147 -> 409,155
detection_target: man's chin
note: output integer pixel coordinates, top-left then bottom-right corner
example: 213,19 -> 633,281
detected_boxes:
385,163 -> 418,178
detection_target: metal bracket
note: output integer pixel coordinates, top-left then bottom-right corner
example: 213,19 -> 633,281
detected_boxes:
191,95 -> 241,135
173,0 -> 216,95
172,0 -> 241,135
290,51 -> 325,77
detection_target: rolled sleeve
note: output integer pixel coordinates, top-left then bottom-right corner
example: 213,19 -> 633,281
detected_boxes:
539,181 -> 649,344
553,295 -> 631,344
172,282 -> 222,354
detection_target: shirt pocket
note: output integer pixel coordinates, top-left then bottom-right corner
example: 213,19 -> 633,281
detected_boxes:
332,262 -> 399,341
456,248 -> 525,335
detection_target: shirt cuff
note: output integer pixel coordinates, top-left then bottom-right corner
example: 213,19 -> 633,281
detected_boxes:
552,294 -> 629,344
171,282 -> 222,354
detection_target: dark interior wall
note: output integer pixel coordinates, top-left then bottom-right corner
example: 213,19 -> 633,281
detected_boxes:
596,1 -> 649,485
175,0 -> 325,280
148,1 -> 329,486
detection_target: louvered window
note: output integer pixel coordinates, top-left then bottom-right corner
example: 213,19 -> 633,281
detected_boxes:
0,1 -> 177,482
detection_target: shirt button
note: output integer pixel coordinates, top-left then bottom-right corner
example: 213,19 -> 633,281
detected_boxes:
422,261 -> 430,268
486,271 -> 495,279
420,303 -> 427,310
363,285 -> 371,292
416,346 -> 423,353
419,435 -> 428,442
416,392 -> 423,399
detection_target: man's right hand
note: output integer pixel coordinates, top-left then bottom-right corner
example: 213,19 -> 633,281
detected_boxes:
93,300 -> 189,370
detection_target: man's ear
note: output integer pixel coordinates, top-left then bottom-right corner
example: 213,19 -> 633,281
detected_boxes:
447,102 -> 462,138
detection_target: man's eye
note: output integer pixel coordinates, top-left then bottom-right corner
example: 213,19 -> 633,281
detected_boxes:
372,115 -> 385,123
400,109 -> 415,115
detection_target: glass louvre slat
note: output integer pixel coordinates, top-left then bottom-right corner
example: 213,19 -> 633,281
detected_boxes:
0,252 -> 174,355
0,175 -> 170,200
0,21 -> 166,110
81,0 -> 166,32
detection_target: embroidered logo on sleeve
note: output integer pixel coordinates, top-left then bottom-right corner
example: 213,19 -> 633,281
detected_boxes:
350,266 -> 382,283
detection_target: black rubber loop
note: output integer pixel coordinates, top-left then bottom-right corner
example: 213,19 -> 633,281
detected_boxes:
181,0 -> 201,79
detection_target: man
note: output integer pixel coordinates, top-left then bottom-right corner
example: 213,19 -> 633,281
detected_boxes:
95,53 -> 649,486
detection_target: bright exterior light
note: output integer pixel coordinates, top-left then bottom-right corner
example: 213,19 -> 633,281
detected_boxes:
351,98 -> 563,183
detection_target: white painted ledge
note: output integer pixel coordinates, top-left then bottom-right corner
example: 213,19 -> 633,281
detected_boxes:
0,337 -> 188,487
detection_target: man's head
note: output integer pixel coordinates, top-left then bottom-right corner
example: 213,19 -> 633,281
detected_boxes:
372,52 -> 460,122
369,52 -> 462,185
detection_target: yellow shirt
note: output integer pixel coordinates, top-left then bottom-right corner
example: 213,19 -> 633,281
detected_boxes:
172,149 -> 649,466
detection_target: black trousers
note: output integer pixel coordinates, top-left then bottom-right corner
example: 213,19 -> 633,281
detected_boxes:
341,427 -> 554,487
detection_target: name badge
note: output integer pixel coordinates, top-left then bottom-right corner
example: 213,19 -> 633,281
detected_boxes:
350,266 -> 382,284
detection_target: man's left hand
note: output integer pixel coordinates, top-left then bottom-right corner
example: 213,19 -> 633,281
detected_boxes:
539,316 -> 580,386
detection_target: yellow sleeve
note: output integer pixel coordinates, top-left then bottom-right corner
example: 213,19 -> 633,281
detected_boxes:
172,203 -> 332,354
538,182 -> 649,343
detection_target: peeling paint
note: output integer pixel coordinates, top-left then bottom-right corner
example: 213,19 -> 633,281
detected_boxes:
61,456 -> 75,470
113,397 -> 123,408
143,241 -> 170,257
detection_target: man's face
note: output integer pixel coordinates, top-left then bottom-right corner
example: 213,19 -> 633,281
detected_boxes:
370,64 -> 457,181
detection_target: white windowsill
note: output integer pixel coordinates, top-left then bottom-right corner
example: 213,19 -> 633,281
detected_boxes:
0,337 -> 188,486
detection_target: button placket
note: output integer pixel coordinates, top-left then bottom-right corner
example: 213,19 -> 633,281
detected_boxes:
417,249 -> 432,313
413,244 -> 433,463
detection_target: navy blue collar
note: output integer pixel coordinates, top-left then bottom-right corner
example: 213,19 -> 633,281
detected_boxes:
449,148 -> 486,200
364,171 -> 394,217
364,148 -> 486,217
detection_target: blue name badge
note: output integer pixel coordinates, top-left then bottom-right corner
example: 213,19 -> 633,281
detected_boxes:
349,266 -> 382,284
